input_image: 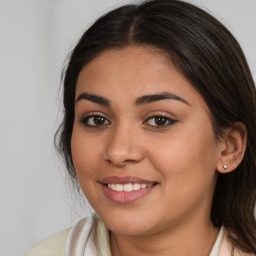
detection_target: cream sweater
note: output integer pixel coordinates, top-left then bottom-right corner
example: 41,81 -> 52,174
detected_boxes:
24,216 -> 255,256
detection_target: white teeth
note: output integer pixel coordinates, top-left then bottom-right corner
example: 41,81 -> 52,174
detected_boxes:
141,184 -> 147,189
107,183 -> 154,192
108,183 -> 116,190
115,184 -> 124,192
133,183 -> 141,190
124,183 -> 133,192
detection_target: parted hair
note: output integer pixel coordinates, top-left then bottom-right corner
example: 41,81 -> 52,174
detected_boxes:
55,0 -> 256,253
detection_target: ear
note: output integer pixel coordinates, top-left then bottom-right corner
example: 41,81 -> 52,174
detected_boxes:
216,122 -> 247,174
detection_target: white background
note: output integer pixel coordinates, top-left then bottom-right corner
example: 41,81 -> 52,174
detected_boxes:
0,0 -> 255,255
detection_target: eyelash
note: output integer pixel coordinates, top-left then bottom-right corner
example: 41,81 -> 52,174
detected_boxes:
79,113 -> 177,129
143,115 -> 177,128
80,113 -> 110,127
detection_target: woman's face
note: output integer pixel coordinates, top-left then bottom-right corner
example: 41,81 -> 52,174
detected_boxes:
71,46 -> 221,236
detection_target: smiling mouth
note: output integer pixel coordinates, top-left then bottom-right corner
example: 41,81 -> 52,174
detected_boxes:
101,180 -> 158,204
107,183 -> 154,192
100,176 -> 158,203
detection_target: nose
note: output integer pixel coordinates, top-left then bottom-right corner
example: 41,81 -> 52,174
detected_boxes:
104,125 -> 145,167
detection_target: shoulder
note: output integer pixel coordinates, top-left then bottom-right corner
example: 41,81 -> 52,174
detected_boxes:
24,228 -> 70,256
219,230 -> 255,256
23,216 -> 96,256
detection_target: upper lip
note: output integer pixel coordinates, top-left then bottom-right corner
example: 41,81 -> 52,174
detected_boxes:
100,176 -> 158,185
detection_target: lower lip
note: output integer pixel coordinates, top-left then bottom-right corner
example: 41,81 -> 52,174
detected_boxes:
102,184 -> 156,204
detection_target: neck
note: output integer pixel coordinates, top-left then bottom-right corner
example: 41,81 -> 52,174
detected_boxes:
110,216 -> 219,256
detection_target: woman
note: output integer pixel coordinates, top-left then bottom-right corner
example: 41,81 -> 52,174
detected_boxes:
25,0 -> 256,255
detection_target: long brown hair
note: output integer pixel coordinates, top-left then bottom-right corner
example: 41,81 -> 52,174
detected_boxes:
55,0 -> 256,252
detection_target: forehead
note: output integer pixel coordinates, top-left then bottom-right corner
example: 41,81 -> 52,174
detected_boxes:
77,46 -> 175,87
75,46 -> 206,108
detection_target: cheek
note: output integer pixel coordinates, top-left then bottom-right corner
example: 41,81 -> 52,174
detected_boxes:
147,125 -> 218,193
71,130 -> 104,209
71,129 -> 101,180
146,133 -> 218,223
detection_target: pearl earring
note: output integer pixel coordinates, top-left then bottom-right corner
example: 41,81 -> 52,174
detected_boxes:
223,164 -> 228,171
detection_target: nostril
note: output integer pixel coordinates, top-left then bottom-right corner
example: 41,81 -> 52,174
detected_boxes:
105,157 -> 137,167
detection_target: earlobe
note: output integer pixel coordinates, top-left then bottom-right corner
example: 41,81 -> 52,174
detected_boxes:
216,122 -> 247,174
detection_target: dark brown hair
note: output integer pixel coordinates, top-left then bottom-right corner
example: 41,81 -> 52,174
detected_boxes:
55,0 -> 256,253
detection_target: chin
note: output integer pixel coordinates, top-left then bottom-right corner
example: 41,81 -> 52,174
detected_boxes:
98,210 -> 158,237
108,222 -> 152,237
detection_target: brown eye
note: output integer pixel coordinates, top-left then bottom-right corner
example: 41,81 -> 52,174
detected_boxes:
81,115 -> 110,127
94,116 -> 106,125
144,115 -> 177,127
154,117 -> 168,126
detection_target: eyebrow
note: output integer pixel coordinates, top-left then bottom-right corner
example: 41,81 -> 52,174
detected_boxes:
75,93 -> 111,106
75,91 -> 190,107
135,91 -> 190,106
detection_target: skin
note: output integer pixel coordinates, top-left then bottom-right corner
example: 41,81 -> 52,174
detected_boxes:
71,46 -> 227,255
